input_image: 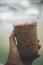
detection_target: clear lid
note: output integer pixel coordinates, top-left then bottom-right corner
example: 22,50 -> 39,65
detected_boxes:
0,0 -> 40,25
10,7 -> 40,25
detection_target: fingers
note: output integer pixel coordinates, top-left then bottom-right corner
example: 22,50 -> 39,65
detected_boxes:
37,53 -> 40,58
38,40 -> 40,43
22,53 -> 40,63
35,53 -> 40,59
33,40 -> 41,61
38,43 -> 41,50
33,53 -> 40,59
31,53 -> 40,62
31,40 -> 41,61
38,40 -> 41,50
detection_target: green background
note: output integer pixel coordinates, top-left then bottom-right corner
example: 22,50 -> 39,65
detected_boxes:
0,22 -> 43,65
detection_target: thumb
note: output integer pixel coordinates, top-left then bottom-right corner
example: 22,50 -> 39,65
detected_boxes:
9,31 -> 16,48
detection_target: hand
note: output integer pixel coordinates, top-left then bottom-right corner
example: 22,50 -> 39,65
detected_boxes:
8,31 -> 23,65
7,32 -> 41,65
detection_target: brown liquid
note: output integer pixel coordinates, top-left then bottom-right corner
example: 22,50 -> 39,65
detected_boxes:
14,22 -> 38,57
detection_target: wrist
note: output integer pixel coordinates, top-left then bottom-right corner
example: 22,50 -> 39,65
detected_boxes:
8,59 -> 16,64
5,60 -> 14,65
5,59 -> 16,65
5,59 -> 24,65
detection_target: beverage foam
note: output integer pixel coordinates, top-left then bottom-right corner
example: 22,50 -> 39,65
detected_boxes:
12,12 -> 37,25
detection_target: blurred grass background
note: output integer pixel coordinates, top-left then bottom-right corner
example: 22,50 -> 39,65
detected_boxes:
0,22 -> 43,65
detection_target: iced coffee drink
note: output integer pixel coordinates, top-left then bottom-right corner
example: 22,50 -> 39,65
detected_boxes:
14,21 -> 38,57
